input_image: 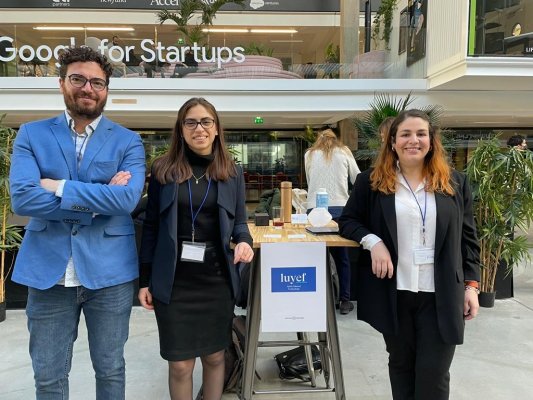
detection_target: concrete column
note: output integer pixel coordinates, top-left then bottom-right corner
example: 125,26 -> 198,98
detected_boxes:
339,118 -> 358,151
340,0 -> 360,78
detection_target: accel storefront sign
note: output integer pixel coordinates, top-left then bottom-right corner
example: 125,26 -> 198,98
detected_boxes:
0,37 -> 246,69
0,0 -> 339,11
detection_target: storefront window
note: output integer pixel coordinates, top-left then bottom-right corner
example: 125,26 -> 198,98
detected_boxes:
357,127 -> 531,171
0,22 -> 351,79
471,0 -> 533,56
139,129 -> 308,202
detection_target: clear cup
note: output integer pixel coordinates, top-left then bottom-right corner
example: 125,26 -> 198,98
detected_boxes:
272,206 -> 284,227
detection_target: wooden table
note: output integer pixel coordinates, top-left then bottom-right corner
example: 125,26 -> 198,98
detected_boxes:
248,222 -> 357,248
240,222 -> 357,400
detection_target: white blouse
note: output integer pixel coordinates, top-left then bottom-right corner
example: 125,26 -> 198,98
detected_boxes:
395,176 -> 437,293
360,174 -> 437,293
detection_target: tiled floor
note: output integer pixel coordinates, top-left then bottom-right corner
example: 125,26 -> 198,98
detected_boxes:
2,250 -> 533,399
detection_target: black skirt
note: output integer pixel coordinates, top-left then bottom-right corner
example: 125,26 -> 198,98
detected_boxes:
153,243 -> 234,361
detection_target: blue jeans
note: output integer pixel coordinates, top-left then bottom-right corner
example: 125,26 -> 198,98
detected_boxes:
26,282 -> 134,400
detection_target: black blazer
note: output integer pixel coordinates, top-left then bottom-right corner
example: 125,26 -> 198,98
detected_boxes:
339,169 -> 480,344
139,166 -> 252,304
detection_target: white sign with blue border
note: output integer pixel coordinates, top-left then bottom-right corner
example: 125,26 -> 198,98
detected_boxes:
261,242 -> 326,332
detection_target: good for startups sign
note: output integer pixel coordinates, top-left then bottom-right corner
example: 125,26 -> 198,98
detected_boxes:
0,37 -> 246,69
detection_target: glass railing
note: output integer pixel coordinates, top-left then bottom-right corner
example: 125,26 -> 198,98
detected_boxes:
0,56 -> 410,80
1,22 -> 425,81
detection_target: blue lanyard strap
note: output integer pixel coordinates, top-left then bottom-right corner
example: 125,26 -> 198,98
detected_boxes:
188,177 -> 211,242
401,173 -> 427,245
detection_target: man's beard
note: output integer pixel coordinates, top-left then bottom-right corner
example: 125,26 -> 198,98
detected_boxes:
64,92 -> 107,120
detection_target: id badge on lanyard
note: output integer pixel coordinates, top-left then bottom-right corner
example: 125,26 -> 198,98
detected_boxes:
182,177 -> 211,263
181,241 -> 206,263
413,246 -> 434,265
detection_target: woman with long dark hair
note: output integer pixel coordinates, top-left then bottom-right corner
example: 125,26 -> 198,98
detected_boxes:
138,97 -> 254,400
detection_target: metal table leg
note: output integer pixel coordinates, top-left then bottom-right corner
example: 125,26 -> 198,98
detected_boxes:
325,260 -> 345,400
302,332 -> 317,387
240,256 -> 261,400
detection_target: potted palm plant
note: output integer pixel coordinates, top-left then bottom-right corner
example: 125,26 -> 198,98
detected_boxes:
466,135 -> 533,307
0,114 -> 22,322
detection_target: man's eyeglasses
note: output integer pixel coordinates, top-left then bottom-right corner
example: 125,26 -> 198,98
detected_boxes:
67,74 -> 108,91
183,118 -> 215,130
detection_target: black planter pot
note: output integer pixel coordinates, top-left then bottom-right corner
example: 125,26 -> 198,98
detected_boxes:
495,259 -> 514,299
0,301 -> 6,322
479,291 -> 496,308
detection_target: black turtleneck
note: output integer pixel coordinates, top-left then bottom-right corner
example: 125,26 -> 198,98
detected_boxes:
177,146 -> 220,244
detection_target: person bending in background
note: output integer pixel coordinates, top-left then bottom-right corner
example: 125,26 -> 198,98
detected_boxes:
305,127 -> 360,314
9,46 -> 146,399
339,109 -> 480,399
138,97 -> 254,400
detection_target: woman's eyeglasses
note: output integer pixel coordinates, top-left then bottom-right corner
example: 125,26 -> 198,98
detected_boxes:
67,74 -> 107,91
183,118 -> 215,130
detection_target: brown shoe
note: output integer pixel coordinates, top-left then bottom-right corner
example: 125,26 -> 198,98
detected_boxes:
339,300 -> 354,315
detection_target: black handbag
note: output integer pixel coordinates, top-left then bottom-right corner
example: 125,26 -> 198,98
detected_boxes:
274,345 -> 322,381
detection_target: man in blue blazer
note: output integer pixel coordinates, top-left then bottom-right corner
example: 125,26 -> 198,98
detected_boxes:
9,46 -> 145,399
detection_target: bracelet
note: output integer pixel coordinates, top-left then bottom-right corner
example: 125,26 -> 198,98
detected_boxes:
464,280 -> 479,289
465,285 -> 480,295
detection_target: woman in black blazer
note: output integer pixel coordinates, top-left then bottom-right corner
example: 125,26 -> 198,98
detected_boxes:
138,97 -> 254,400
339,110 -> 480,400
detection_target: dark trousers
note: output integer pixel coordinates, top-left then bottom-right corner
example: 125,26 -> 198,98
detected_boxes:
328,206 -> 351,301
383,291 -> 456,400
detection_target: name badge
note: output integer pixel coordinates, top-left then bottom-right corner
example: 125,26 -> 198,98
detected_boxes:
181,241 -> 206,263
413,247 -> 434,265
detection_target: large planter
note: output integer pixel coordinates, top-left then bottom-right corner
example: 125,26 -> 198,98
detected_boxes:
478,291 -> 496,308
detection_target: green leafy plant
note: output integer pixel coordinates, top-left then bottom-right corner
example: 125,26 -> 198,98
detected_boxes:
466,136 -> 533,293
323,43 -> 341,78
242,42 -> 274,57
352,93 -> 455,162
0,114 -> 23,306
372,0 -> 398,49
298,125 -> 316,146
157,0 -> 245,46
325,43 -> 340,63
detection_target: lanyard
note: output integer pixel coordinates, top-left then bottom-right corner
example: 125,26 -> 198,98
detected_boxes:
401,173 -> 427,245
187,177 -> 211,242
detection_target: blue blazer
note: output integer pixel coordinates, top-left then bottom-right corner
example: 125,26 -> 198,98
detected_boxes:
339,169 -> 480,344
139,166 -> 252,304
10,114 -> 146,290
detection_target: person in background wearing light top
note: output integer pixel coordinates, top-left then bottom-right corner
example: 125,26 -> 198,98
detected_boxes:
138,97 -> 254,400
305,127 -> 360,314
339,109 -> 480,399
9,46 -> 146,399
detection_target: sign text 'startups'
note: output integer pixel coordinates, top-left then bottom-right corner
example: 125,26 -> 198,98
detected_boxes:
0,36 -> 245,69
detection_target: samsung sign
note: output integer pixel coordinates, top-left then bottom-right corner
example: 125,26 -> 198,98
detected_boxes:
0,0 -> 339,11
0,37 -> 245,69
